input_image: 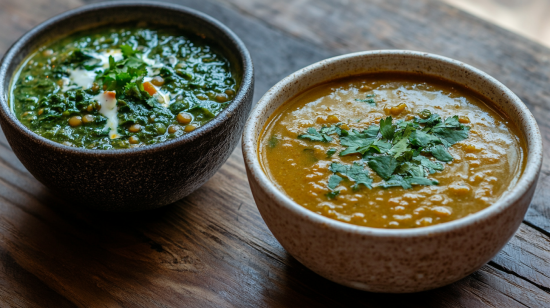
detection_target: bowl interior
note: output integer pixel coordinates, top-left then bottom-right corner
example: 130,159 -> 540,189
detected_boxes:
0,1 -> 252,156
244,50 -> 542,235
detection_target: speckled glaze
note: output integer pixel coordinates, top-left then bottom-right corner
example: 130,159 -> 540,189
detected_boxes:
0,2 -> 254,211
242,51 -> 542,293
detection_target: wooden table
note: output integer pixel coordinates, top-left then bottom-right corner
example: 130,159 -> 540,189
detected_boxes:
1,0 -> 549,306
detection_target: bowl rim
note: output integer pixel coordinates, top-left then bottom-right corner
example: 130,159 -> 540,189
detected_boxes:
0,1 -> 254,157
242,49 -> 543,237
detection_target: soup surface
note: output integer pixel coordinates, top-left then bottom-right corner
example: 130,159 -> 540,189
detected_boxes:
10,24 -> 238,149
259,73 -> 525,228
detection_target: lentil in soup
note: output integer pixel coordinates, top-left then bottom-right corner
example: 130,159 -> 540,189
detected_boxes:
10,24 -> 238,149
259,73 -> 525,228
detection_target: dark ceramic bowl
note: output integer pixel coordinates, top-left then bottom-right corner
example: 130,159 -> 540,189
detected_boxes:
0,2 -> 254,211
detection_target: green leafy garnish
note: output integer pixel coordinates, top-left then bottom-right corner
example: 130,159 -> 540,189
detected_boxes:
268,135 -> 279,148
380,116 -> 395,140
367,156 -> 398,180
430,144 -> 453,162
297,110 -> 470,198
330,162 -> 373,189
381,175 -> 438,189
325,190 -> 340,199
96,46 -> 148,93
413,156 -> 444,174
328,175 -> 343,190
298,124 -> 349,143
355,94 -> 377,106
120,44 -> 137,57
298,127 -> 332,142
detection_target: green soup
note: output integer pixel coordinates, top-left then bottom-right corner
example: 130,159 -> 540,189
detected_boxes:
10,24 -> 238,149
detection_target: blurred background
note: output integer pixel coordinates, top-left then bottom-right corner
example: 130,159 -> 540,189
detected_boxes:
2,0 -> 550,51
443,0 -> 550,47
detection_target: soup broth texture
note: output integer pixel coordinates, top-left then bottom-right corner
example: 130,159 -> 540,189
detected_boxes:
259,73 -> 525,228
10,24 -> 238,149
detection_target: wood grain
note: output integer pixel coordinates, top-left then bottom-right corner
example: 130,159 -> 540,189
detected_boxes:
0,0 -> 549,306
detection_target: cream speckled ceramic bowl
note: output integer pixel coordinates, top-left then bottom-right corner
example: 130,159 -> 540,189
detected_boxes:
242,50 -> 542,293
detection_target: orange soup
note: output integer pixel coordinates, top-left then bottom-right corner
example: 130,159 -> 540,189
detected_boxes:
258,73 -> 525,228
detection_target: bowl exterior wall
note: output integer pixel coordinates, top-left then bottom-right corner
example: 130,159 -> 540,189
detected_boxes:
247,165 -> 534,292
1,91 -> 252,211
0,2 -> 254,211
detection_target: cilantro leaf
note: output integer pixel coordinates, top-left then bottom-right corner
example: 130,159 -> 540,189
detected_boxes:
326,190 -> 340,199
367,156 -> 398,180
328,175 -> 343,190
444,115 -> 460,128
355,94 -> 376,106
413,156 -> 444,174
431,126 -> 469,146
372,140 -> 392,153
327,148 -> 337,157
339,129 -> 376,156
116,72 -> 132,86
430,145 -> 453,162
298,127 -> 325,142
409,130 -> 441,147
389,137 -> 410,158
108,55 -> 116,69
380,116 -> 395,140
340,129 -> 374,147
346,163 -> 373,189
298,127 -> 334,142
120,44 -> 137,58
321,125 -> 342,136
381,175 -> 412,189
396,162 -> 425,177
96,52 -> 148,93
329,162 -> 372,190
407,177 -> 438,186
417,113 -> 441,126
381,175 -> 437,189
363,125 -> 380,138
329,162 -> 348,174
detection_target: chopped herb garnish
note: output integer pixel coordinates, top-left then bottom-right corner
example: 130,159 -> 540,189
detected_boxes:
367,156 -> 398,180
380,116 -> 395,140
298,124 -> 349,143
355,94 -> 377,106
298,127 -> 332,142
325,190 -> 340,199
298,111 -> 470,198
268,135 -> 279,148
328,174 -> 343,190
330,162 -> 373,189
430,144 -> 453,162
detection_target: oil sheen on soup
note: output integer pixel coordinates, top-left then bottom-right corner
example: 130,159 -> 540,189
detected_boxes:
259,73 -> 525,229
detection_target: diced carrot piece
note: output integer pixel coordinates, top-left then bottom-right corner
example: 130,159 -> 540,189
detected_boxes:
143,81 -> 157,96
105,91 -> 116,99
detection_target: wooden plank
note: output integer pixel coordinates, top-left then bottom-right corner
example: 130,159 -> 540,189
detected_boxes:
0,0 -> 549,306
218,0 -> 550,233
0,0 -> 83,55
0,144 -> 549,307
492,224 -> 550,292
